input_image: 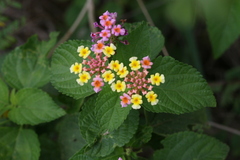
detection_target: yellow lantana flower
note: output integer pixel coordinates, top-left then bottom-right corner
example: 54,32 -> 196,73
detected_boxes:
111,80 -> 126,92
117,66 -> 129,78
150,73 -> 165,86
103,43 -> 116,57
70,62 -> 82,74
77,46 -> 91,59
109,60 -> 123,72
129,57 -> 141,71
102,70 -> 115,84
131,94 -> 142,109
145,91 -> 158,105
76,71 -> 91,85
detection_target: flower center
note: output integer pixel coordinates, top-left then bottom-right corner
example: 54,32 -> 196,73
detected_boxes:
97,43 -> 104,49
122,97 -> 129,103
74,66 -> 79,71
94,81 -> 101,87
102,15 -> 108,20
105,21 -> 111,26
114,28 -> 120,33
143,59 -> 150,65
117,84 -> 122,89
103,32 -> 107,36
154,77 -> 159,82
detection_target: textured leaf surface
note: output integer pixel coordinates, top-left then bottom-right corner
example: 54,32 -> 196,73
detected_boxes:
148,109 -> 207,136
51,40 -> 95,99
86,110 -> 139,157
79,94 -> 101,144
69,147 -> 99,160
8,88 -> 66,125
143,56 -> 216,114
95,86 -> 131,132
87,147 -> 124,160
149,26 -> 164,58
1,49 -> 51,89
0,127 -> 40,160
114,22 -> 164,65
58,113 -> 86,160
128,125 -> 153,148
0,79 -> 9,109
201,0 -> 240,58
154,131 -> 229,160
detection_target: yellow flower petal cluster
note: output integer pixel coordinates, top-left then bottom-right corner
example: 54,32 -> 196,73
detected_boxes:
76,71 -> 91,86
103,43 -> 116,57
131,94 -> 142,109
102,70 -> 115,84
117,66 -> 129,78
70,62 -> 82,74
111,80 -> 126,92
129,57 -> 141,71
109,60 -> 123,72
77,46 -> 91,59
145,91 -> 158,105
150,73 -> 165,86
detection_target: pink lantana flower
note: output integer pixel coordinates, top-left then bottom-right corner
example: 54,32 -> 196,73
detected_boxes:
141,56 -> 153,69
100,19 -> 116,29
91,40 -> 105,53
100,29 -> 111,41
112,25 -> 125,36
91,75 -> 104,93
120,93 -> 131,107
109,12 -> 117,19
99,11 -> 110,20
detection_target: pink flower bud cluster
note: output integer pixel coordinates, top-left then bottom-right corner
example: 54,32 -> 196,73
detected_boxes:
91,11 -> 128,44
124,69 -> 153,96
82,54 -> 108,75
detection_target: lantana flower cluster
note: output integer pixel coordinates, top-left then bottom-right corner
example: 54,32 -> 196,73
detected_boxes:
70,11 -> 127,93
70,11 -> 165,109
109,56 -> 165,109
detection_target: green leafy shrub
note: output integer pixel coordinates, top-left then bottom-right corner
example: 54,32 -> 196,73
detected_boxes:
0,10 -> 229,160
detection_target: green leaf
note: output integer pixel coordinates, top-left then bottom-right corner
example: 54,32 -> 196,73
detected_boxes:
70,147 -> 124,160
51,40 -> 95,99
86,110 -> 139,157
153,131 -> 229,160
127,125 -> 153,148
8,88 -> 66,125
19,32 -> 58,57
143,56 -> 216,114
38,32 -> 59,57
96,86 -> 131,132
69,146 -> 99,160
127,126 -> 153,148
200,0 -> 240,58
1,49 -> 51,89
0,79 -> 9,109
148,109 -> 207,136
148,26 -> 165,58
114,22 -> 164,65
0,127 -> 40,160
58,113 -> 86,160
79,94 -> 101,144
